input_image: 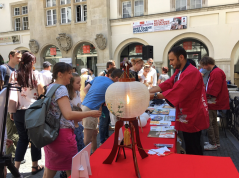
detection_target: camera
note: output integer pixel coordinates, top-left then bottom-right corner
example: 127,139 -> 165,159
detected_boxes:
0,4 -> 4,9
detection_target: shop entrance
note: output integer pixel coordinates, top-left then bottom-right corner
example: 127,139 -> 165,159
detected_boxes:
120,43 -> 145,62
168,38 -> 209,76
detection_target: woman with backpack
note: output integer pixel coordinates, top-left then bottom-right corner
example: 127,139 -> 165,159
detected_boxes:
43,62 -> 101,178
8,52 -> 44,174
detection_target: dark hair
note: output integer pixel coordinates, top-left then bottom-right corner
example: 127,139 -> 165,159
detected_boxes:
89,69 -> 93,73
106,61 -> 114,69
66,72 -> 80,100
187,59 -> 196,67
111,69 -> 123,78
52,62 -> 72,83
107,67 -> 116,77
162,67 -> 168,73
168,46 -> 187,60
17,52 -> 36,88
0,55 -> 4,65
8,50 -> 21,60
199,56 -> 215,66
174,18 -> 181,25
72,67 -> 77,73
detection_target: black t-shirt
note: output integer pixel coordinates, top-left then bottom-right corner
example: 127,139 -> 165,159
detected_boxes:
129,69 -> 139,82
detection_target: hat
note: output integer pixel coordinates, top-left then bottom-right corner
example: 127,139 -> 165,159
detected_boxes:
43,61 -> 52,68
81,68 -> 88,74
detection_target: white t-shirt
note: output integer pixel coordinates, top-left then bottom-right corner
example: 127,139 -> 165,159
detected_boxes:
138,67 -> 157,86
71,91 -> 82,125
140,74 -> 153,89
39,70 -> 53,86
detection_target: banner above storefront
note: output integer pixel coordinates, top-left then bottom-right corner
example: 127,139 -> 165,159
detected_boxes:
0,35 -> 20,45
133,16 -> 187,34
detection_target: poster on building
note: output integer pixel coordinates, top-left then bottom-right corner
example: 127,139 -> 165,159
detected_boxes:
0,35 -> 20,45
83,45 -> 91,54
183,41 -> 192,50
133,20 -> 154,34
135,45 -> 143,53
133,17 -> 187,34
59,58 -> 72,66
50,48 -> 56,56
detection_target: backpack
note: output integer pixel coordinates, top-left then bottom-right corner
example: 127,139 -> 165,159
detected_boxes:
0,64 -> 11,91
25,84 -> 62,148
85,75 -> 91,86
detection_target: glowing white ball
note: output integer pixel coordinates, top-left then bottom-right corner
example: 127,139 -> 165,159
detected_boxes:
138,117 -> 147,127
141,113 -> 150,121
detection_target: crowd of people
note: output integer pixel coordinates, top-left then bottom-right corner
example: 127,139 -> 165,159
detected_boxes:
0,46 -> 229,177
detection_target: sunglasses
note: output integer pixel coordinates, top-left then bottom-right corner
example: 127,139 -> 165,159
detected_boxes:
149,62 -> 153,64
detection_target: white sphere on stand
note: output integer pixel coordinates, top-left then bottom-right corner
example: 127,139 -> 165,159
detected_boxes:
141,113 -> 150,121
138,116 -> 147,127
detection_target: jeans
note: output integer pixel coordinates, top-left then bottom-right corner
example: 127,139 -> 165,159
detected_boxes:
99,106 -> 110,144
14,110 -> 41,162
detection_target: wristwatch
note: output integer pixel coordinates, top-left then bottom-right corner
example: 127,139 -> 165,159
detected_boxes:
154,93 -> 158,100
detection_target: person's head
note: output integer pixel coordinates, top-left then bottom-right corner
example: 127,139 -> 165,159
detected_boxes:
106,60 -> 115,70
162,67 -> 168,74
147,58 -> 154,67
168,46 -> 187,70
143,63 -> 150,74
8,50 -> 22,65
187,59 -> 196,67
107,67 -> 116,77
88,69 -> 93,75
17,52 -> 36,88
52,62 -> 73,85
199,56 -> 215,71
174,18 -> 181,25
72,67 -> 77,73
110,69 -> 123,82
81,68 -> 88,75
131,58 -> 144,72
66,72 -> 81,100
43,61 -> 52,71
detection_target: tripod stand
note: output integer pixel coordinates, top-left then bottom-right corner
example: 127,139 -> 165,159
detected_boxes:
0,83 -> 22,178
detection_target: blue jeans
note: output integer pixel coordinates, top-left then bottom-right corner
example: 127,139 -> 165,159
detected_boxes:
99,106 -> 110,144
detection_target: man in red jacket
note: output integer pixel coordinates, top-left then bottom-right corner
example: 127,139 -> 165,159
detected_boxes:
150,46 -> 209,155
200,56 -> 230,150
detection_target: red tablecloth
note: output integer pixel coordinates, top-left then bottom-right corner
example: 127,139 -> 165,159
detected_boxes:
99,119 -> 177,153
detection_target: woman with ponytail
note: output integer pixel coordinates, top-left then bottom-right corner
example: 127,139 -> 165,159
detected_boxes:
9,52 -> 44,174
129,58 -> 144,81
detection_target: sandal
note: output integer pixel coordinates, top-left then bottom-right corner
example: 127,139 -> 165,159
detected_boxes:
31,165 -> 44,175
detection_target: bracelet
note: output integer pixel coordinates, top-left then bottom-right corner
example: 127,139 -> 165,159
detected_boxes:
154,93 -> 158,100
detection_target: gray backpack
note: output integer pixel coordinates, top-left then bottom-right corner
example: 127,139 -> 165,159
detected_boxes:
25,84 -> 62,148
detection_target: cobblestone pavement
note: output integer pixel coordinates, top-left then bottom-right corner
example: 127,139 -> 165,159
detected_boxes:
7,127 -> 239,177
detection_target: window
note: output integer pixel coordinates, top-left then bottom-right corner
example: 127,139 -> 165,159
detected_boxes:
23,17 -> 28,30
61,7 -> 71,24
15,18 -> 21,31
75,0 -> 86,2
134,0 -> 144,16
14,7 -> 20,16
176,0 -> 187,11
76,5 -> 87,22
122,1 -> 131,18
47,9 -> 57,25
46,0 -> 56,7
61,0 -> 71,5
22,6 -> 28,14
190,0 -> 201,9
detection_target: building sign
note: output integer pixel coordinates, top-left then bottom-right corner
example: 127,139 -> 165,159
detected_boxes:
83,45 -> 91,53
183,41 -> 192,50
133,20 -> 154,34
0,35 -> 20,45
135,45 -> 143,53
50,48 -> 57,55
133,16 -> 187,34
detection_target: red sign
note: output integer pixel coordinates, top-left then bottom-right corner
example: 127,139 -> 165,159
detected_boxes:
83,45 -> 91,54
183,42 -> 192,50
50,48 -> 56,55
135,45 -> 143,53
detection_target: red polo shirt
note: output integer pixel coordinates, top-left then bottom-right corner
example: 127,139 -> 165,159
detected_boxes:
159,63 -> 209,133
206,66 -> 230,110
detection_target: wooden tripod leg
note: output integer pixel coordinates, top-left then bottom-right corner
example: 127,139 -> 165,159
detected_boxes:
103,120 -> 124,164
130,122 -> 141,178
132,119 -> 148,159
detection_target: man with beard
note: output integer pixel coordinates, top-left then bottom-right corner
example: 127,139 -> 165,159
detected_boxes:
149,46 -> 209,155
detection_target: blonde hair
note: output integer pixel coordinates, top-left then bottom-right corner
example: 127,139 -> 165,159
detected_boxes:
131,58 -> 143,65
144,63 -> 150,69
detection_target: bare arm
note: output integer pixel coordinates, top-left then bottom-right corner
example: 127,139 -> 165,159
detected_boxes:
84,84 -> 91,94
149,86 -> 162,93
157,79 -> 162,85
38,83 -> 44,96
58,96 -> 101,121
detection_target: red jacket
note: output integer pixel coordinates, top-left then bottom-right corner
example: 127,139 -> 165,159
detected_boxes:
206,66 -> 230,110
159,63 -> 209,133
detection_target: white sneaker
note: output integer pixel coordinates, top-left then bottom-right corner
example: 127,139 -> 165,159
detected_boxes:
204,143 -> 218,150
217,144 -> 220,147
204,142 -> 209,145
